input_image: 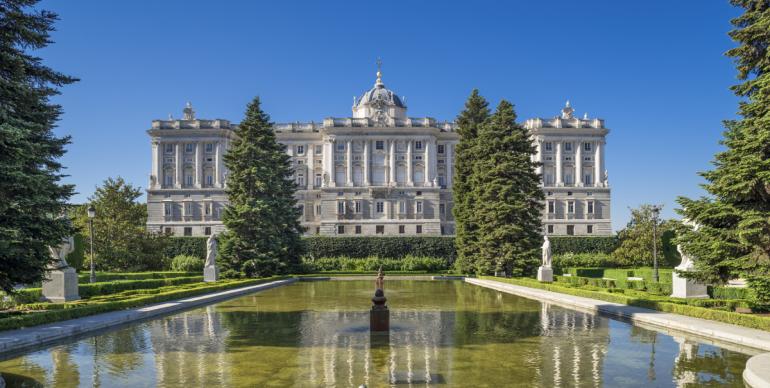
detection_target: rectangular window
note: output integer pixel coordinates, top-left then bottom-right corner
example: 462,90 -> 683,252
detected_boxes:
564,142 -> 573,152
439,203 -> 445,215
184,227 -> 192,236
316,204 -> 321,216
587,201 -> 594,214
296,145 -> 304,155
184,202 -> 193,216
186,175 -> 193,187
437,144 -> 445,154
315,145 -> 322,154
375,141 -> 384,150
204,202 -> 212,216
354,200 -> 361,214
567,225 -> 575,235
568,201 -> 575,214
415,141 -> 423,150
315,174 -> 322,187
336,143 -> 345,151
548,200 -> 555,214
355,225 -> 362,234
399,225 -> 405,234
376,201 -> 384,213
584,174 -> 592,185
206,174 -> 214,186
337,225 -> 345,234
164,203 -> 172,216
544,142 -> 553,152
416,201 -> 423,213
204,227 -> 212,236
165,144 -> 174,153
416,225 -> 423,234
297,174 -> 305,187
547,225 -> 554,234
206,143 -> 214,153
337,201 -> 346,214
376,225 -> 384,234
399,201 -> 406,214
587,225 -> 594,234
185,143 -> 194,153
565,174 -> 573,185
584,142 -> 592,151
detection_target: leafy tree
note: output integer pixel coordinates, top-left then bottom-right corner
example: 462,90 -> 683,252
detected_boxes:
0,0 -> 77,292
452,89 -> 490,273
675,1 -> 770,285
612,204 -> 678,267
219,97 -> 304,277
74,177 -> 166,271
471,100 -> 544,276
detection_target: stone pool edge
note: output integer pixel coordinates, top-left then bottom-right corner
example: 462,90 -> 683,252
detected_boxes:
465,278 -> 770,352
0,278 -> 297,357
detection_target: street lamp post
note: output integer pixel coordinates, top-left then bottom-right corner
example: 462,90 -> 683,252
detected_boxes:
87,204 -> 96,283
651,205 -> 662,283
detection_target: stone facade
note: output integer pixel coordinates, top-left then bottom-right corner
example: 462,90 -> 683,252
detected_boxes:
147,70 -> 611,236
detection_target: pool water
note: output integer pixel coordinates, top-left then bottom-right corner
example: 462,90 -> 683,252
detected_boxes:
0,280 -> 752,387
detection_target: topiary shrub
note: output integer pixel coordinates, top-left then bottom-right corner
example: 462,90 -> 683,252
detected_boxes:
170,255 -> 204,272
747,275 -> 770,310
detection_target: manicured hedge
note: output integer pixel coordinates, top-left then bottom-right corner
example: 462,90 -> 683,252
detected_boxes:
303,256 -> 449,272
549,236 -> 618,254
710,286 -> 750,300
0,277 -> 286,332
482,276 -> 770,331
556,274 -> 674,295
304,236 -> 456,261
552,253 -> 618,271
163,237 -> 207,259
77,271 -> 196,283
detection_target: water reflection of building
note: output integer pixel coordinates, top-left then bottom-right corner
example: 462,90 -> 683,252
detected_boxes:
537,303 -> 610,387
148,306 -> 229,386
297,310 -> 453,386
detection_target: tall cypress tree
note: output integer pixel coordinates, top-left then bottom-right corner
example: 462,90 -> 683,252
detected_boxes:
219,97 -> 304,277
452,89 -> 490,273
0,0 -> 77,292
471,101 -> 544,276
676,0 -> 770,285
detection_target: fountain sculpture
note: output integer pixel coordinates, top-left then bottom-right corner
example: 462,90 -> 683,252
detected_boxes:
370,266 -> 389,333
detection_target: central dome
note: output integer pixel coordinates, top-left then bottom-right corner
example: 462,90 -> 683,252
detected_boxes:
352,68 -> 408,121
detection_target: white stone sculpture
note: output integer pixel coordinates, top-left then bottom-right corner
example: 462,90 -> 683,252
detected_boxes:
204,234 -> 219,282
670,244 -> 708,299
537,236 -> 554,282
42,236 -> 80,303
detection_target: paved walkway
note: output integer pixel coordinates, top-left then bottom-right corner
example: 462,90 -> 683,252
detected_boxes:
465,278 -> 770,352
0,278 -> 297,357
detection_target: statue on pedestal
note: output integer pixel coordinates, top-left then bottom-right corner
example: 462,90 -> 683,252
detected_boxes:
671,244 -> 709,298
204,234 -> 219,282
537,236 -> 554,282
370,266 -> 389,333
42,235 -> 80,303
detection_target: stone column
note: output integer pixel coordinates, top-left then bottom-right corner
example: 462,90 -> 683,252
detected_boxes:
214,142 -> 221,187
406,140 -> 413,186
346,139 -> 353,186
175,143 -> 183,188
535,139 -> 543,176
152,141 -> 162,189
446,143 -> 453,188
307,144 -> 315,190
425,140 -> 432,186
555,141 -> 563,187
195,142 -> 203,188
575,139 -> 582,187
388,140 -> 396,185
328,138 -> 336,187
594,141 -> 603,187
363,140 -> 370,185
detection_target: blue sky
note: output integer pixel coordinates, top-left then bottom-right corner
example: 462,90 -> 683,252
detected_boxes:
38,0 -> 740,231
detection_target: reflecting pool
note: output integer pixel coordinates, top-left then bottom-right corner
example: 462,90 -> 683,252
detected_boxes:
0,280 -> 753,387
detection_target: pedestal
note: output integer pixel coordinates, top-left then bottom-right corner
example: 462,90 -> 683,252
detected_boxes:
41,267 -> 79,303
537,266 -> 553,282
370,306 -> 390,333
204,266 -> 219,282
671,269 -> 709,299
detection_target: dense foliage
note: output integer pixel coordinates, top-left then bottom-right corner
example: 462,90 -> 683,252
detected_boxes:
676,1 -> 770,289
163,237 -> 206,259
304,236 -> 455,261
219,97 -> 304,277
0,0 -> 77,292
612,204 -> 679,267
548,236 -> 618,254
302,256 -> 449,272
72,178 -> 167,272
452,90 -> 490,274
467,100 -> 544,276
170,255 -> 204,272
551,253 -> 617,271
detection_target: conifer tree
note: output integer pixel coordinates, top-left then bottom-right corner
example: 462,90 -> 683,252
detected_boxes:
452,90 -> 490,273
471,101 -> 544,276
0,0 -> 77,292
219,97 -> 304,277
676,0 -> 770,285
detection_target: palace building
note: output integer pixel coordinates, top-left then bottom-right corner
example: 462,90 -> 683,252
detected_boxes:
146,68 -> 611,236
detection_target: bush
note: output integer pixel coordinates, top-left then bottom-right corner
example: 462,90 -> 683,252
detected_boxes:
163,237 -> 207,260
552,253 -> 618,271
747,275 -> 770,309
304,237 -> 456,261
709,286 -> 750,300
171,255 -> 205,272
549,236 -> 618,254
301,256 -> 449,273
66,233 -> 87,271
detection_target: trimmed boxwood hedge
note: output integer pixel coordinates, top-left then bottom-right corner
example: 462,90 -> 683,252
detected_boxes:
77,271 -> 196,283
482,276 -> 769,331
549,236 -> 618,254
163,237 -> 207,259
304,236 -> 456,261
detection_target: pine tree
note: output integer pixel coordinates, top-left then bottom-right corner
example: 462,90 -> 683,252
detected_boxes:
676,0 -> 770,285
452,89 -> 490,273
471,100 -> 544,276
0,0 -> 77,292
218,97 -> 304,277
